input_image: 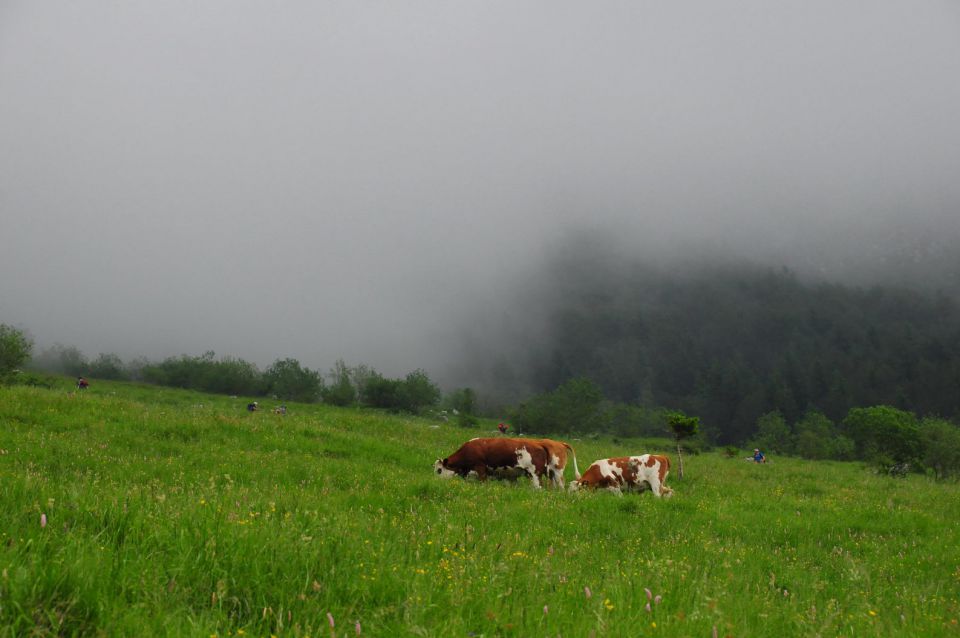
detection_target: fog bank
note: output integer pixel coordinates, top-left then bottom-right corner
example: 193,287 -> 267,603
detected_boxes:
2,1 -> 958,382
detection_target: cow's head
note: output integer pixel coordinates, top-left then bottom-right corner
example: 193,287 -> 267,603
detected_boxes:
434,458 -> 456,479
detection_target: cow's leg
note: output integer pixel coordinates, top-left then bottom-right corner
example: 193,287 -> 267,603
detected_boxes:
647,478 -> 664,497
551,461 -> 565,489
548,455 -> 564,489
606,485 -> 623,496
473,465 -> 488,481
525,466 -> 541,489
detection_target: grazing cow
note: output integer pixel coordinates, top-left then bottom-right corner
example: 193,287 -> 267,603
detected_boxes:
434,438 -> 549,489
532,439 -> 581,488
569,454 -> 673,497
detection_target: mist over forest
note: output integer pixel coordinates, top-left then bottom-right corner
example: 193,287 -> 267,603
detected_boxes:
440,228 -> 960,441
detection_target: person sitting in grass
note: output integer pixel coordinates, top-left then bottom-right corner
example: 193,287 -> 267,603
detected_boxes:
752,448 -> 766,463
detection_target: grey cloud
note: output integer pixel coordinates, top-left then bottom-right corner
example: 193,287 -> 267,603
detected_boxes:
2,1 -> 958,379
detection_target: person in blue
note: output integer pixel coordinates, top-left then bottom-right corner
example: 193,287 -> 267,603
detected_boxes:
753,448 -> 766,463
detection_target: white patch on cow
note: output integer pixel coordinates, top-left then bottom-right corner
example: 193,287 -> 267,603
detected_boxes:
514,447 -> 541,489
433,459 -> 456,479
628,455 -> 668,497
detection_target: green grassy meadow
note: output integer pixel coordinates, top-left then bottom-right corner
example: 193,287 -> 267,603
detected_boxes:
1,379 -> 958,637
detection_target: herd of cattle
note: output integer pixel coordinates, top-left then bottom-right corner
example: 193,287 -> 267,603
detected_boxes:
434,437 -> 673,497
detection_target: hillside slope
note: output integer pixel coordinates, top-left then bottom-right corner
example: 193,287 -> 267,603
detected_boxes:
1,379 -> 958,636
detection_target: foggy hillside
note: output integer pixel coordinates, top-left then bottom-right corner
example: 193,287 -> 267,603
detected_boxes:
442,230 -> 960,439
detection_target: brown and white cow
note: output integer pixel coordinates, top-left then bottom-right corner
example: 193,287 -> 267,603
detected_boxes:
569,454 -> 673,497
532,439 -> 581,488
434,438 -> 549,488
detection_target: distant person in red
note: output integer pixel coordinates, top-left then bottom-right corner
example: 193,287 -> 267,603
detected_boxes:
497,422 -> 508,435
76,377 -> 89,391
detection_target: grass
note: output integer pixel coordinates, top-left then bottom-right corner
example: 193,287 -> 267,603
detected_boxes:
1,378 -> 958,637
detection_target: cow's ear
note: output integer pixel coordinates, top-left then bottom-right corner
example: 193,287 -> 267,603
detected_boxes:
442,457 -> 449,464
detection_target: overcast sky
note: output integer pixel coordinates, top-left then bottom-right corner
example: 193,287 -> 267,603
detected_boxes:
2,1 -> 959,378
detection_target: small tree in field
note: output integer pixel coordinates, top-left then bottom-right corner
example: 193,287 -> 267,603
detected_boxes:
0,324 -> 33,382
667,411 -> 700,480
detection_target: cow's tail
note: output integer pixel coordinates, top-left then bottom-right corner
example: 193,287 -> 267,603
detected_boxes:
565,442 -> 581,480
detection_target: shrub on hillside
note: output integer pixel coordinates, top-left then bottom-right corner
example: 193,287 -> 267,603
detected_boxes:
28,343 -> 86,376
362,374 -> 403,409
398,369 -> 441,413
0,324 -> 33,383
360,369 -> 440,413
263,358 -> 322,402
919,417 -> 960,479
792,411 -> 854,460
142,352 -> 263,396
511,377 -> 604,434
750,411 -> 793,454
10,371 -> 59,389
445,387 -> 477,416
89,353 -> 128,381
842,405 -> 921,465
322,359 -> 357,406
601,403 -> 669,438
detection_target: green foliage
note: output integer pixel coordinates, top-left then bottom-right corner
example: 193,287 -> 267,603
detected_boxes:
0,324 -> 33,382
667,411 -> 700,441
29,343 -> 87,376
361,373 -> 402,409
842,405 -> 922,465
600,403 -> 669,438
455,412 -> 479,428
8,371 -> 59,389
792,411 -> 854,460
321,359 -> 357,406
472,252 -> 960,443
361,369 -> 440,413
446,387 -> 477,417
263,358 -> 322,402
751,411 -> 792,454
511,377 -> 604,434
88,353 -> 127,381
398,369 -> 441,413
919,417 -> 960,479
141,351 -> 263,396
